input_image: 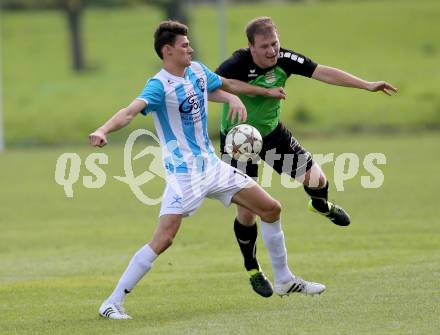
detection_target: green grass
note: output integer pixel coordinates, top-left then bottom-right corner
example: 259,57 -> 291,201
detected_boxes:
1,134 -> 439,334
3,0 -> 440,145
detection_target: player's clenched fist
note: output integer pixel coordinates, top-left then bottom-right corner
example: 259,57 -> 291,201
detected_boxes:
89,130 -> 108,147
266,87 -> 287,100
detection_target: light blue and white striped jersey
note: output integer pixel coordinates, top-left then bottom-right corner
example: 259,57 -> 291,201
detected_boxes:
136,61 -> 222,174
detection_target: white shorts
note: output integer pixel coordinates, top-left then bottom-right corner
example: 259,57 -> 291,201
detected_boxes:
159,160 -> 254,217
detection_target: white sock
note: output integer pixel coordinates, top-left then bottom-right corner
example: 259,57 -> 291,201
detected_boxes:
261,220 -> 293,284
107,244 -> 158,304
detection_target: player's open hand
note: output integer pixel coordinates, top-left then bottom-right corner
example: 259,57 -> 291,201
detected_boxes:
226,95 -> 247,124
367,81 -> 398,96
266,87 -> 287,99
89,130 -> 108,147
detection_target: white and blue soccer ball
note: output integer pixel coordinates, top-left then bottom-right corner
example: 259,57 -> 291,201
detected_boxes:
225,124 -> 263,162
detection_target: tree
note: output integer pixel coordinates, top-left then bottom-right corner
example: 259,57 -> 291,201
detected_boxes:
164,0 -> 188,24
62,0 -> 192,71
151,0 -> 194,56
64,0 -> 85,72
3,0 -> 192,72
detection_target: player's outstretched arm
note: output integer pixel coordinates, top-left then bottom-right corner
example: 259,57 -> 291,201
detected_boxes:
208,89 -> 247,124
89,99 -> 146,147
312,65 -> 398,95
220,77 -> 286,99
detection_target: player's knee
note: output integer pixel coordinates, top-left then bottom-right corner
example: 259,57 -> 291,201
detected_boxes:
238,209 -> 257,225
319,175 -> 327,188
152,233 -> 175,254
272,200 -> 282,217
262,200 -> 281,222
303,164 -> 327,188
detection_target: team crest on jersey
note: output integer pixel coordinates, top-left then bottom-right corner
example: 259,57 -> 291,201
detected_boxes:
265,70 -> 276,84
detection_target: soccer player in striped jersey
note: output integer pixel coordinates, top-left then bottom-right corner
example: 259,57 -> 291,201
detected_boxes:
216,16 -> 397,298
90,20 -> 324,320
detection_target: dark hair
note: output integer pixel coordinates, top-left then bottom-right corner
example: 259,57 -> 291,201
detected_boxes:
154,20 -> 188,59
245,17 -> 278,44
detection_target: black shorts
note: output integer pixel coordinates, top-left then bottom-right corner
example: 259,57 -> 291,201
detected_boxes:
220,122 -> 314,179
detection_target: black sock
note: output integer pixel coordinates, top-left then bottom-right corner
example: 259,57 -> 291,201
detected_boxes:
304,181 -> 329,213
234,218 -> 259,271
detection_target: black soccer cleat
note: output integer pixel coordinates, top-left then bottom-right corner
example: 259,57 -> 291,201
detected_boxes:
249,270 -> 273,298
308,200 -> 351,226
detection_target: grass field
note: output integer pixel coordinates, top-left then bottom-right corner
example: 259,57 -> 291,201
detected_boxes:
1,133 -> 439,334
3,0 -> 440,145
2,1 -> 439,333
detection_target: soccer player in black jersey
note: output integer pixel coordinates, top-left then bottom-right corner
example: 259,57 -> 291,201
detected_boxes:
216,16 -> 397,298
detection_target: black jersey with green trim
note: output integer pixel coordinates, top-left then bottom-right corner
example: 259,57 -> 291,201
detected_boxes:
215,47 -> 317,136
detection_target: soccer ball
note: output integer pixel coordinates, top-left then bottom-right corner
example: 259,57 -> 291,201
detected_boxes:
224,124 -> 263,162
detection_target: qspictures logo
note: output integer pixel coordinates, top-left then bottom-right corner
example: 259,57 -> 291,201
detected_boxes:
55,129 -> 166,205
54,129 -> 387,205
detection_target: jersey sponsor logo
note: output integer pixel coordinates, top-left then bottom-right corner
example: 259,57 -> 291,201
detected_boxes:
179,92 -> 201,115
179,90 -> 205,125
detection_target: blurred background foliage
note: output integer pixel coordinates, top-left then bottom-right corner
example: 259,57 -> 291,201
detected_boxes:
2,0 -> 439,146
